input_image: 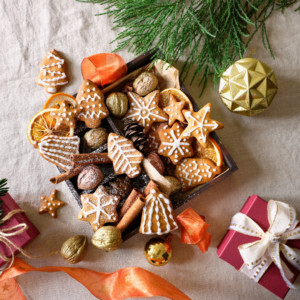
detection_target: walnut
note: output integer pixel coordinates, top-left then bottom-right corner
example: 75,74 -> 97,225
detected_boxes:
77,165 -> 104,190
84,127 -> 108,150
106,92 -> 128,118
133,71 -> 158,96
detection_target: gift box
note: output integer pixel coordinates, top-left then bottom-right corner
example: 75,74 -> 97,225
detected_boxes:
0,193 -> 40,267
60,49 -> 238,241
217,195 -> 300,299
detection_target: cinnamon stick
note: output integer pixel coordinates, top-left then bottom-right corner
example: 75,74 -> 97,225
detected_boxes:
118,188 -> 143,220
143,180 -> 159,197
49,165 -> 86,184
71,153 -> 111,168
116,196 -> 145,233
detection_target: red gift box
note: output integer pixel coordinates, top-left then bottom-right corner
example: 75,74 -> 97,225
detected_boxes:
217,195 -> 300,299
0,193 -> 40,267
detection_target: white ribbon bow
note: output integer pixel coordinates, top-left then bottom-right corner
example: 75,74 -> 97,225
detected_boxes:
229,200 -> 300,289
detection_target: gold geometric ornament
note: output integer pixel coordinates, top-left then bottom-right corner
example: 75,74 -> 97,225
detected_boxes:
219,58 -> 278,116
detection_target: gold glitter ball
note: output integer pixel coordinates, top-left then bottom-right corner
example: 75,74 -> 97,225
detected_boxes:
144,234 -> 172,266
219,58 -> 278,116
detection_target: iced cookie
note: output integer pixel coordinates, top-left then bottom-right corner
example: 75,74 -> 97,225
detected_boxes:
38,135 -> 80,171
37,49 -> 68,94
50,100 -> 82,130
77,185 -> 121,231
123,91 -> 168,134
76,80 -> 109,128
163,94 -> 186,126
139,187 -> 178,235
158,122 -> 194,165
174,158 -> 222,192
108,133 -> 144,178
181,104 -> 224,148
146,123 -> 168,153
39,189 -> 65,218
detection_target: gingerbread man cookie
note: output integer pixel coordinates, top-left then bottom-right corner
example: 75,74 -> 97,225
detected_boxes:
174,158 -> 222,192
158,122 -> 194,164
139,187 -> 178,235
38,135 -> 80,171
108,133 -> 144,178
181,104 -> 224,148
39,189 -> 65,218
37,49 -> 68,94
123,91 -> 168,134
163,94 -> 186,126
78,185 -> 121,231
50,100 -> 82,130
76,80 -> 109,128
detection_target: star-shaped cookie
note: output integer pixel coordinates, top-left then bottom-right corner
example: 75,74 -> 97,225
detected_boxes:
123,90 -> 168,134
158,122 -> 194,164
78,185 -> 121,231
181,103 -> 224,148
39,189 -> 65,218
163,94 -> 186,126
50,100 -> 82,129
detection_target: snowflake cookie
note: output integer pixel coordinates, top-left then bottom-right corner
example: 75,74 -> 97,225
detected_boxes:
76,79 -> 109,128
139,187 -> 178,235
39,189 -> 65,218
181,103 -> 224,148
37,49 -> 68,94
174,158 -> 222,192
78,185 -> 121,231
158,122 -> 194,165
123,90 -> 168,134
108,133 -> 144,178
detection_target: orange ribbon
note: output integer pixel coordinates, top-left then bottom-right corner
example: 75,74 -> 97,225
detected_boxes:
0,258 -> 191,300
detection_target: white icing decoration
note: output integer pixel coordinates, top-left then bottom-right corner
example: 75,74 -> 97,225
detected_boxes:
183,107 -> 218,143
141,192 -> 178,235
124,92 -> 168,128
78,93 -> 101,104
108,134 -> 143,177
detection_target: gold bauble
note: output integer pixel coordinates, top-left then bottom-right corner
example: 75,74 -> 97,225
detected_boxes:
91,226 -> 123,251
219,58 -> 278,116
144,234 -> 172,266
60,235 -> 88,264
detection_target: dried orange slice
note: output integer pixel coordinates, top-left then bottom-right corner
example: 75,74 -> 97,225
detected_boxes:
160,88 -> 193,110
43,93 -> 77,109
193,137 -> 223,167
27,109 -> 72,148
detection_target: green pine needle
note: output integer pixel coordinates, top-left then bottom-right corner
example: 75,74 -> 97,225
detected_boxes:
76,0 -> 299,96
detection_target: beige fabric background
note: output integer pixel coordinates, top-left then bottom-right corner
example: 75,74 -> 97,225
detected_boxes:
0,1 -> 299,299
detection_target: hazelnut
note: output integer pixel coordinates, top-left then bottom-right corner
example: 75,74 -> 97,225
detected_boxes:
146,152 -> 165,175
106,92 -> 128,118
77,165 -> 104,190
133,72 -> 158,96
84,127 -> 108,150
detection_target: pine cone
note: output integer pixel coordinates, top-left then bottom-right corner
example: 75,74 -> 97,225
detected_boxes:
106,176 -> 132,202
123,119 -> 148,153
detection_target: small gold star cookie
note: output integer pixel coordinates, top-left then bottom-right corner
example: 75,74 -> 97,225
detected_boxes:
123,90 -> 168,134
158,122 -> 194,165
50,100 -> 82,130
163,94 -> 186,126
39,189 -> 65,218
78,185 -> 121,231
181,103 -> 224,148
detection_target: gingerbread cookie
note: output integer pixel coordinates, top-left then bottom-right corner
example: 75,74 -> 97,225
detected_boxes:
39,189 -> 65,218
37,49 -> 68,94
76,80 -> 109,128
50,100 -> 82,130
78,185 -> 121,231
146,123 -> 168,153
158,122 -> 194,165
174,158 -> 222,192
123,91 -> 168,134
108,133 -> 144,178
139,187 -> 178,235
163,94 -> 186,126
38,135 -> 80,171
181,104 -> 224,148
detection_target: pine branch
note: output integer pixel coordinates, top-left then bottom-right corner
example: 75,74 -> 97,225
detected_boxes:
76,0 -> 300,96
